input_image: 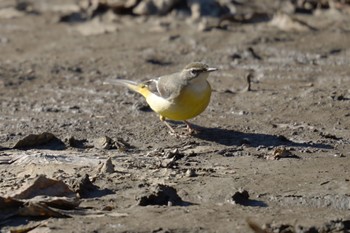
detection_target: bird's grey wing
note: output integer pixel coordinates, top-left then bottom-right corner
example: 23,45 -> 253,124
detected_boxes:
155,73 -> 188,99
142,79 -> 159,95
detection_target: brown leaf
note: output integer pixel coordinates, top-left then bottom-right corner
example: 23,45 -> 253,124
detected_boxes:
12,175 -> 77,199
18,202 -> 69,218
13,132 -> 65,150
0,196 -> 23,209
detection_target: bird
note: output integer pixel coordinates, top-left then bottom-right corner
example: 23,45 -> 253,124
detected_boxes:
107,62 -> 218,136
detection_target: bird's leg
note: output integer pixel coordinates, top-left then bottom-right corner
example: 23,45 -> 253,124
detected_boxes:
160,115 -> 179,136
183,120 -> 196,135
159,116 -> 195,137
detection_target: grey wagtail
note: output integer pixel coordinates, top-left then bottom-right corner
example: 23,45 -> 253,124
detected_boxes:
107,62 -> 218,136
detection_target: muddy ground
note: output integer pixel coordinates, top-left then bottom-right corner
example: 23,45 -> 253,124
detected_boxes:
0,0 -> 350,232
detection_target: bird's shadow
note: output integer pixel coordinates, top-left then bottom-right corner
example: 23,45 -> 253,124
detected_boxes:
191,126 -> 333,150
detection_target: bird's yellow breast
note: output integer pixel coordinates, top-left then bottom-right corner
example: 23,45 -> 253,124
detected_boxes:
144,79 -> 212,121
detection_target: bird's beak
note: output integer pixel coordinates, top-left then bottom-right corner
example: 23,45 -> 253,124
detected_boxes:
206,67 -> 218,72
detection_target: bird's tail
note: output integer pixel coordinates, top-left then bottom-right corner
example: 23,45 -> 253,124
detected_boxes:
104,79 -> 142,93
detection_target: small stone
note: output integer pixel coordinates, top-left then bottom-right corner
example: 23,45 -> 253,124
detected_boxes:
188,0 -> 227,20
185,169 -> 196,177
334,153 -> 345,158
160,157 -> 176,168
133,0 -> 179,15
68,174 -> 97,198
136,184 -> 183,206
265,147 -> 292,160
101,157 -> 115,173
102,205 -> 113,211
230,189 -> 249,205
94,136 -> 113,149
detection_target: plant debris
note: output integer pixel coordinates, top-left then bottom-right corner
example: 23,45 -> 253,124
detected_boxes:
137,184 -> 185,206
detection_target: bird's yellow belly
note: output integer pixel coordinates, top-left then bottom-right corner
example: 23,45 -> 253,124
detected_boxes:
146,81 -> 212,121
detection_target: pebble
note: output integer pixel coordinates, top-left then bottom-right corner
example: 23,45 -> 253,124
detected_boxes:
185,168 -> 196,177
101,157 -> 115,173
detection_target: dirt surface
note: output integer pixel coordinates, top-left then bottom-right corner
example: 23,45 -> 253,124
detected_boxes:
1,0 -> 350,232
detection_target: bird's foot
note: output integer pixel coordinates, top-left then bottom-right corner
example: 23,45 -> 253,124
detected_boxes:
186,126 -> 197,135
161,117 -> 199,137
184,120 -> 198,135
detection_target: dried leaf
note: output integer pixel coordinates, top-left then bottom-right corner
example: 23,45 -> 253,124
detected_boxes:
30,196 -> 81,210
137,184 -> 184,206
13,132 -> 65,150
7,224 -> 41,233
0,196 -> 23,209
12,175 -> 76,199
18,202 -> 69,218
265,147 -> 293,160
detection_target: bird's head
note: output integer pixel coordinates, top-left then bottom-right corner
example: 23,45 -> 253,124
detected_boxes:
182,62 -> 218,81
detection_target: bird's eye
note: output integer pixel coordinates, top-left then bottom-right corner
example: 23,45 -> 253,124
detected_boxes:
191,69 -> 199,76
